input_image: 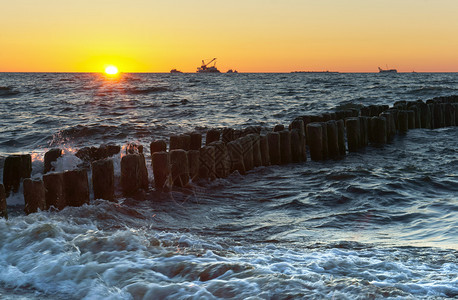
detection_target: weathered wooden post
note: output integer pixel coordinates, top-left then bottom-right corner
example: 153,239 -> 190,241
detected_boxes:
92,158 -> 115,201
121,154 -> 148,196
306,123 -> 323,161
3,154 -> 32,196
428,103 -> 435,129
259,135 -> 271,166
279,130 -> 292,164
326,120 -> 339,159
206,129 -> 220,145
209,141 -> 231,178
290,119 -> 306,162
63,169 -> 90,207
44,148 -> 62,173
227,140 -> 246,174
444,103 -> 456,127
170,149 -> 189,187
43,172 -> 66,210
187,150 -> 200,182
320,122 -> 329,160
249,134 -> 263,168
126,143 -> 143,155
417,102 -> 431,129
336,119 -> 346,156
23,179 -> 46,214
150,140 -> 167,155
409,105 -> 421,129
454,104 -> 458,126
358,116 -> 369,147
371,116 -> 387,144
199,146 -> 216,180
152,151 -> 170,191
267,132 -> 281,165
432,103 -> 444,128
407,110 -> 416,129
273,124 -> 285,132
345,118 -> 360,152
190,132 -> 202,150
222,128 -> 234,143
290,129 -> 301,162
380,112 -> 395,140
170,135 -> 183,150
0,184 -> 7,219
398,110 -> 409,133
239,136 -> 254,171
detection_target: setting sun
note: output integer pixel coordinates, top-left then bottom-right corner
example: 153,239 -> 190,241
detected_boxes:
105,65 -> 119,75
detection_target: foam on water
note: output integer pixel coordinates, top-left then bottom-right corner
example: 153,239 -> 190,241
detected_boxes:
0,208 -> 456,299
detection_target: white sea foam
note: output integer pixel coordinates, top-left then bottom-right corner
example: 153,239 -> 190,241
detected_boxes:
0,208 -> 456,300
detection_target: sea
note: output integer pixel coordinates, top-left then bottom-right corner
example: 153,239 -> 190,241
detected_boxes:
0,72 -> 457,299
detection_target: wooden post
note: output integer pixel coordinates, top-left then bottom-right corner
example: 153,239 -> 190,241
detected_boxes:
44,148 -> 62,174
91,158 -> 115,201
23,179 -> 46,214
259,135 -> 271,166
267,132 -> 281,165
199,146 -> 216,180
43,172 -> 66,210
190,132 -> 202,150
205,129 -> 220,145
279,130 -> 292,164
398,110 -> 409,133
345,118 -> 360,152
326,120 -> 339,159
3,154 -> 32,196
227,140 -> 246,175
371,116 -> 387,144
152,151 -> 170,191
63,169 -> 89,206
306,123 -> 323,161
1,184 -> 7,219
187,150 -> 200,182
249,134 -> 263,168
336,119 -> 346,156
150,140 -> 167,156
239,136 -> 254,171
170,149 -> 189,187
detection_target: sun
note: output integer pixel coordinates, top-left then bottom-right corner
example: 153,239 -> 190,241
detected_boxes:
105,65 -> 119,75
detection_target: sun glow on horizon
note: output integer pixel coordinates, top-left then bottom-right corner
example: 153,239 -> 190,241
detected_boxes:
105,65 -> 119,76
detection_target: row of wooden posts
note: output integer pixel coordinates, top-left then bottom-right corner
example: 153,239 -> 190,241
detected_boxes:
1,96 -> 457,219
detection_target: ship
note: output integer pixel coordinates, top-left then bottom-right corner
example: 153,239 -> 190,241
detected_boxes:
197,58 -> 220,73
227,69 -> 238,73
378,66 -> 397,73
170,69 -> 182,73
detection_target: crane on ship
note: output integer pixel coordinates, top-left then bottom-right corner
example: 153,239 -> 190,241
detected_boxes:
197,58 -> 220,73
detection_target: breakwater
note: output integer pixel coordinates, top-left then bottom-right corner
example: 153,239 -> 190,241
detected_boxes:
1,95 -> 457,218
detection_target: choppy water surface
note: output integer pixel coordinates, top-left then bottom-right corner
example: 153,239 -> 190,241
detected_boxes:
0,73 -> 457,299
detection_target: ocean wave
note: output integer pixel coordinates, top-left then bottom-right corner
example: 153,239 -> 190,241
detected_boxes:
125,86 -> 171,95
406,86 -> 456,96
0,86 -> 20,97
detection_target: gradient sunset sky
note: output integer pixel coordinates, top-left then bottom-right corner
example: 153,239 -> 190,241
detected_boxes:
1,0 -> 457,73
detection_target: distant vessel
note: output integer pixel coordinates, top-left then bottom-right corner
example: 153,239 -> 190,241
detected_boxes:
227,69 -> 238,73
170,69 -> 182,73
378,67 -> 397,73
197,58 -> 220,73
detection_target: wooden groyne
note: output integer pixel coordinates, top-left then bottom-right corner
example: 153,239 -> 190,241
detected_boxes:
1,96 -> 457,218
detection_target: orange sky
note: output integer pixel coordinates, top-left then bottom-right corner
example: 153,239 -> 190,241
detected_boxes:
1,0 -> 457,73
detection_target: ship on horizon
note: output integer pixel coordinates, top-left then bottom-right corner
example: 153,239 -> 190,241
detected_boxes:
197,58 -> 220,73
378,66 -> 397,73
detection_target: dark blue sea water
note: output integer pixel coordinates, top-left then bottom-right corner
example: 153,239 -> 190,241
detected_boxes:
0,72 -> 457,299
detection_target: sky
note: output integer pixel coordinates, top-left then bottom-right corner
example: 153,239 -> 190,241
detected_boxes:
1,0 -> 457,73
